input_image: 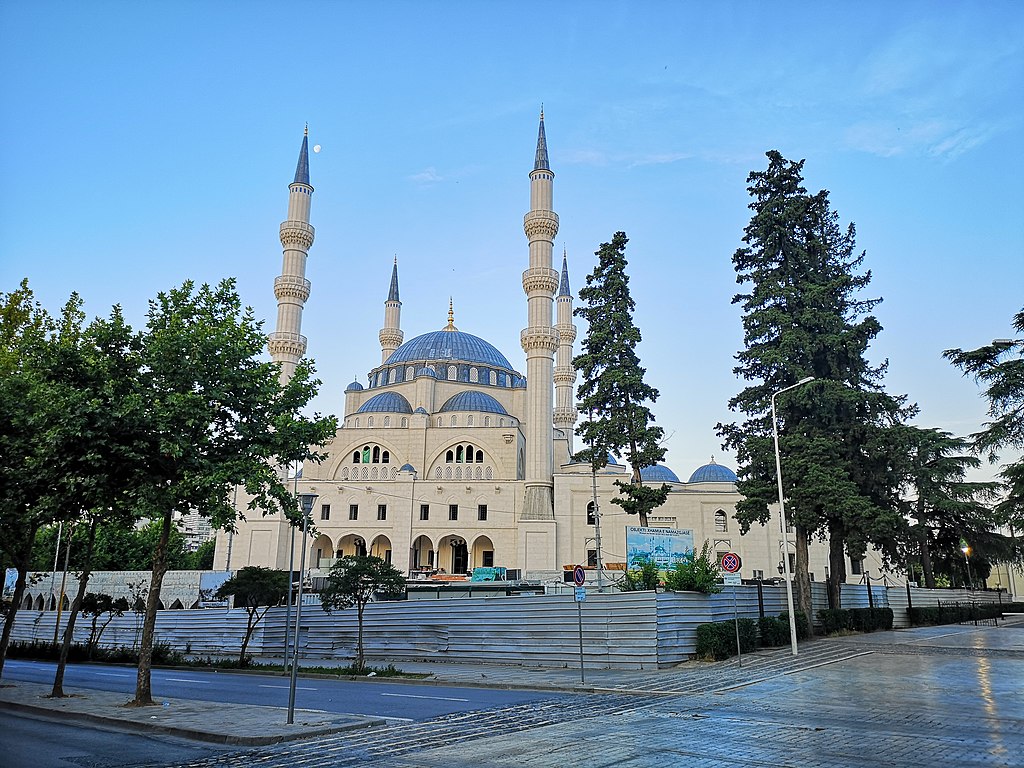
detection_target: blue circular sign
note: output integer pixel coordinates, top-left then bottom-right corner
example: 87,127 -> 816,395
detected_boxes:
573,565 -> 586,586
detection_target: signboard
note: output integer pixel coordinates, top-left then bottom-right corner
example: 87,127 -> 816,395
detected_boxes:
720,552 -> 742,574
626,526 -> 695,570
573,565 -> 586,586
3,568 -> 17,599
574,587 -> 587,602
723,574 -> 742,586
198,571 -> 233,608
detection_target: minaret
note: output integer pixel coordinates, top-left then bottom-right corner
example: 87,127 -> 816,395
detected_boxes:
379,258 -> 403,363
268,127 -> 315,384
554,249 -> 578,455
520,108 -> 560,520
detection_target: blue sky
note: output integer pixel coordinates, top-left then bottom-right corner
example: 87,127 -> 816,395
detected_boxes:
2,1 -> 1022,482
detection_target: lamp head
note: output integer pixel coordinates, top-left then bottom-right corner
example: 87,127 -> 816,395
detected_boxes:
298,493 -> 318,516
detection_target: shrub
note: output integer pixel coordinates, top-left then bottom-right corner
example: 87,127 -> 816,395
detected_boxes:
664,541 -> 722,594
848,607 -> 893,632
758,616 -> 789,647
779,610 -> 810,640
695,618 -> 757,661
817,608 -> 851,635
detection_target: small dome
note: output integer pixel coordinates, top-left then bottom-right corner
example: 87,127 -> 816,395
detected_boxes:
640,464 -> 680,483
688,460 -> 738,484
439,391 -> 508,415
399,463 -> 416,473
345,380 -> 364,392
413,406 -> 429,415
356,392 -> 414,414
607,453 -> 618,465
416,367 -> 438,379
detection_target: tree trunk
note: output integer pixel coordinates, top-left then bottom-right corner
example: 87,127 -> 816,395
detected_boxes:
356,602 -> 365,672
795,525 -> 814,637
52,519 -> 97,697
239,606 -> 257,667
132,510 -> 172,706
918,525 -> 935,589
0,525 -> 39,680
826,522 -> 846,610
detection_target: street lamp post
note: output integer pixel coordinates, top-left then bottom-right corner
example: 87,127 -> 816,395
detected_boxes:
772,376 -> 815,657
286,492 -> 317,726
962,543 -> 973,591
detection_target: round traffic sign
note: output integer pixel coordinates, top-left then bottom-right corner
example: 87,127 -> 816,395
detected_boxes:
573,565 -> 586,586
720,552 -> 742,573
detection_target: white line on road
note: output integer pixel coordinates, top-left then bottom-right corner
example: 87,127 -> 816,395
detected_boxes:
164,678 -> 211,684
380,692 -> 470,702
258,684 -> 318,690
96,672 -> 132,677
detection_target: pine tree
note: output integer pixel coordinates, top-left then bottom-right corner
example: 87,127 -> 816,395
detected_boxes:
717,152 -> 912,619
573,232 -> 668,527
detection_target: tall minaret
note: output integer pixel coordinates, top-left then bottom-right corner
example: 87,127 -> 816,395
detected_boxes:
268,127 -> 315,384
520,108 -> 560,520
554,249 -> 578,455
379,258 -> 403,363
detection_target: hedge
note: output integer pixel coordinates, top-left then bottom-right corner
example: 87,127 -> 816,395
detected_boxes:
758,616 -> 789,647
695,618 -> 758,661
909,601 -> 1024,626
817,607 -> 893,634
779,610 -> 811,640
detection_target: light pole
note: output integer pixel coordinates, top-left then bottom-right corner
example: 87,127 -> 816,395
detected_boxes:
961,542 -> 973,591
286,491 -> 317,726
772,376 -> 814,657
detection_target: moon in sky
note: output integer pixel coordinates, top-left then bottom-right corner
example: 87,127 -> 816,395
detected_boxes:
313,144 -> 322,153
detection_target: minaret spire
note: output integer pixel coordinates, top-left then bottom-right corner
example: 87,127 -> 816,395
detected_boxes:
521,109 -> 559,520
379,258 -> 404,363
554,247 -> 578,453
269,128 -> 315,383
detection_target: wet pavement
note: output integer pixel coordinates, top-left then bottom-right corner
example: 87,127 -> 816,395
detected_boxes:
1,616 -> 1022,766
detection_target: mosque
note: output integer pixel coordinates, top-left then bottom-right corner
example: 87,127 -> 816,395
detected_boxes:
212,115 -> 844,586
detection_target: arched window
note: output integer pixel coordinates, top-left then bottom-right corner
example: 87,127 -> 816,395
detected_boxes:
406,366 -> 415,380
361,466 -> 368,479
489,371 -> 497,385
456,446 -> 464,463
587,501 -> 596,526
467,415 -> 474,426
444,466 -> 452,479
484,416 -> 490,427
437,417 -> 442,427
389,368 -> 398,384
353,451 -> 361,464
382,450 -> 390,464
372,446 -> 381,463
451,415 -> 457,426
456,466 -> 463,480
447,365 -> 457,380
383,416 -> 390,427
715,510 -> 727,533
362,445 -> 371,463
371,467 -> 378,479
355,418 -> 360,428
499,418 -> 505,427
401,417 -> 408,428
475,450 -> 484,463
368,416 -> 374,428
446,449 -> 454,462
470,367 -> 478,382
435,467 -> 442,479
342,467 -> 350,480
474,466 -> 482,479
485,466 -> 492,479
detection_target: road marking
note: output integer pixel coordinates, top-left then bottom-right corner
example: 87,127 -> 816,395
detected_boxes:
96,672 -> 132,677
258,684 -> 318,690
380,692 -> 470,702
164,678 -> 211,684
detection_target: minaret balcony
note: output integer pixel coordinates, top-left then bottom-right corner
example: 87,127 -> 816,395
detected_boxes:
268,331 -> 308,348
520,327 -> 559,353
553,365 -> 577,385
523,210 -> 559,240
554,406 -> 578,424
274,275 -> 311,302
521,267 -> 559,295
279,220 -> 315,249
553,323 -> 577,343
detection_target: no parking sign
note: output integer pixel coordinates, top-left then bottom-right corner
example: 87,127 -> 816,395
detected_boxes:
721,552 -> 741,574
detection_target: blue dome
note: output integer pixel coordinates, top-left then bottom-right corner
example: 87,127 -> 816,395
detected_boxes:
416,367 -> 438,378
607,453 -> 618,465
345,380 -> 364,392
439,391 -> 508,415
356,392 -> 413,414
399,463 -> 416,473
688,461 -> 738,484
414,406 -> 428,415
640,464 -> 680,483
386,329 -> 514,370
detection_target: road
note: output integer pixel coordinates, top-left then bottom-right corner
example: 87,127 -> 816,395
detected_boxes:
1,659 -> 573,722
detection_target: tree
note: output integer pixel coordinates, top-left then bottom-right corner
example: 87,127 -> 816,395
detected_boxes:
128,279 -> 336,706
215,566 -> 289,666
617,558 -> 661,591
717,152 -> 912,622
190,538 -> 217,570
81,593 -> 130,659
573,232 -> 669,527
945,306 -> 1024,559
664,541 -> 722,594
319,555 -> 406,672
895,426 -> 1000,588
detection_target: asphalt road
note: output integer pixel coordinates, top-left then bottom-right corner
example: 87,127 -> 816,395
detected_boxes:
1,659 -> 572,722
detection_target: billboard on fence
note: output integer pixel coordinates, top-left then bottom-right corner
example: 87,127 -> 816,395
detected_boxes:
626,526 -> 695,570
198,571 -> 233,608
3,568 -> 17,599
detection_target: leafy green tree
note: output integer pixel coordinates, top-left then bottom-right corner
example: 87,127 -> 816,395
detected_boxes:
664,541 -> 722,594
895,427 -> 1000,588
945,307 -> 1024,559
573,232 -> 669,526
189,538 -> 217,570
81,593 -> 130,659
717,152 -> 912,620
319,555 -> 406,672
617,558 -> 661,591
215,566 -> 289,666
129,279 -> 336,706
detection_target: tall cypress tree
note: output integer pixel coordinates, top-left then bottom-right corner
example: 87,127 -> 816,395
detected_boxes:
574,232 -> 668,527
717,152 -> 912,617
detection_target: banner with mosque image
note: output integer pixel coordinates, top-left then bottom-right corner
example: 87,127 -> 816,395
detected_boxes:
626,526 -> 695,570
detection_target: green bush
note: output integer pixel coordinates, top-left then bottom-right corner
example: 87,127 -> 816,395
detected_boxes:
758,616 -> 789,647
664,541 -> 722,594
695,618 -> 757,661
818,608 -> 850,634
779,610 -> 810,640
909,601 -> 1022,626
848,607 -> 893,632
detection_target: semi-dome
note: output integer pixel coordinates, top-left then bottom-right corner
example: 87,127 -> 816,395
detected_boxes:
399,463 -> 416,473
356,392 -> 413,414
439,391 -> 508,415
688,460 -> 738,484
385,329 -> 514,370
640,464 -> 680,483
415,367 -> 438,378
345,380 -> 364,391
413,406 -> 429,415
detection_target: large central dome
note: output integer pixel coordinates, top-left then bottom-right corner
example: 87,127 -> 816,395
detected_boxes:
384,329 -> 514,370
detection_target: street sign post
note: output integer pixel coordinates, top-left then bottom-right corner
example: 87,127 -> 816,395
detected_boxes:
573,565 -> 586,684
720,552 -> 743,668
721,552 -> 741,573
573,565 -> 586,586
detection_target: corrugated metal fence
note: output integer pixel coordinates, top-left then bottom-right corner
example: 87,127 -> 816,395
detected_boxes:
6,585 -> 1009,670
